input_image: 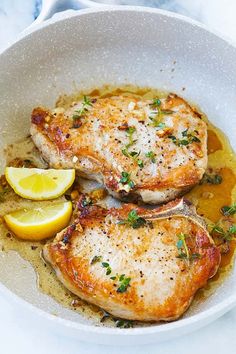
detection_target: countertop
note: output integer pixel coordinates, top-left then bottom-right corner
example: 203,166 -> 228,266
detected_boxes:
0,1 -> 236,353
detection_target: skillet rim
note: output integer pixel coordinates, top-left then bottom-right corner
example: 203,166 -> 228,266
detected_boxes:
0,5 -> 236,337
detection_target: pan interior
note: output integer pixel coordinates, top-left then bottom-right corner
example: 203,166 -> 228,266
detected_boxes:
0,8 -> 236,328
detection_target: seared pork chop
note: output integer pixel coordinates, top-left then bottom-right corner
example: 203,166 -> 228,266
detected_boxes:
43,198 -> 220,321
31,94 -> 207,204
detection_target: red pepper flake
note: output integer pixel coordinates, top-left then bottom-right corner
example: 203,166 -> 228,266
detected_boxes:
62,224 -> 76,245
31,108 -> 48,125
118,123 -> 129,131
72,119 -> 83,129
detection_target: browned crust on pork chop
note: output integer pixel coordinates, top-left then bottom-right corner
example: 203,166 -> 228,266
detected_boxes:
31,94 -> 207,204
43,198 -> 220,322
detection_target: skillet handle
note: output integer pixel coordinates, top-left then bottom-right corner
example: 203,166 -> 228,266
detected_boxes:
28,0 -> 105,28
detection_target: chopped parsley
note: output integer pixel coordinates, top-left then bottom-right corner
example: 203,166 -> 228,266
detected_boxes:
119,171 -> 135,189
118,209 -> 146,229
145,151 -> 156,163
90,255 -> 102,265
102,262 -> 112,275
169,129 -> 200,146
221,203 -> 236,216
117,274 -> 131,293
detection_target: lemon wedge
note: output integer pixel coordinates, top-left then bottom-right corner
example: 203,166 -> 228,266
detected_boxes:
5,167 -> 75,200
4,201 -> 72,240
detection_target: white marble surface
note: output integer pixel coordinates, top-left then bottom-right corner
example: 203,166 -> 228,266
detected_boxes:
0,1 -> 236,353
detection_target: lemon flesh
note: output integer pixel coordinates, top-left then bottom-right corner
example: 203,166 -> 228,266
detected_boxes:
5,167 -> 75,200
4,201 -> 72,241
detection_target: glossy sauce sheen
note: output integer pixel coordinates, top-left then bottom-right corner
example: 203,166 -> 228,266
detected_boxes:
0,86 -> 235,326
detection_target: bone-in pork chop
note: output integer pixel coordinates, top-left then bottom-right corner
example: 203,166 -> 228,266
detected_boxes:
43,198 -> 220,321
31,94 -> 207,204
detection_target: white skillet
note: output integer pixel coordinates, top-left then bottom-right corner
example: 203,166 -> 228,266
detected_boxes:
0,0 -> 236,346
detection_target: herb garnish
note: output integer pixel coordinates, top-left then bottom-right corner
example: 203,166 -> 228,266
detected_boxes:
121,126 -> 143,167
211,224 -> 236,242
117,274 -> 131,293
118,209 -> 146,229
137,159 -> 144,168
100,263 -> 132,293
72,96 -> 92,119
221,203 -> 236,216
102,262 -> 112,275
100,312 -> 134,328
145,151 -> 156,163
81,196 -> 92,207
169,129 -> 200,146
121,149 -> 130,157
182,129 -> 200,142
115,319 -> 133,328
148,115 -> 166,130
121,126 -> 137,157
148,98 -> 173,129
90,255 -> 102,265
150,98 -> 173,115
176,233 -> 200,264
122,149 -> 139,159
151,98 -> 161,107
125,126 -> 136,148
62,224 -> 76,245
176,233 -> 190,260
200,173 -> 222,185
119,172 -> 135,189
72,96 -> 92,127
122,148 -> 144,168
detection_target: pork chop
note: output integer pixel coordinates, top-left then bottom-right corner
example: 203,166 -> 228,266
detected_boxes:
31,93 -> 207,204
43,198 -> 220,322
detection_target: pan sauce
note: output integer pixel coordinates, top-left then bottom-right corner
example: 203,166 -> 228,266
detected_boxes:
0,86 -> 235,327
